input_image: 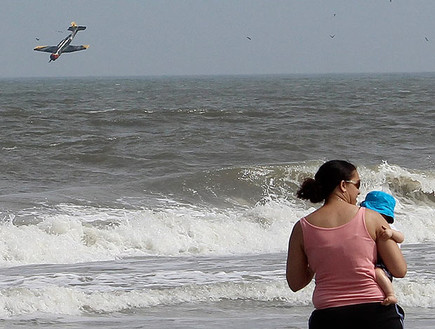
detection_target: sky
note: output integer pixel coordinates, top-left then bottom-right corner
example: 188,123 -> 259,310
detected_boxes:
1,0 -> 435,78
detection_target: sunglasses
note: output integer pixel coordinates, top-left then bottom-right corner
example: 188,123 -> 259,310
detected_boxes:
345,180 -> 361,189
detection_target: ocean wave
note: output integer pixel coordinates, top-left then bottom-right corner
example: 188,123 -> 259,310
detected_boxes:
0,275 -> 432,317
0,162 -> 433,265
0,201 -> 303,266
148,161 -> 434,209
0,281 -> 300,317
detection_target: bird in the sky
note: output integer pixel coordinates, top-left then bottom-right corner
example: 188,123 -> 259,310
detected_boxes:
246,36 -> 252,40
329,34 -> 335,38
425,37 -> 429,42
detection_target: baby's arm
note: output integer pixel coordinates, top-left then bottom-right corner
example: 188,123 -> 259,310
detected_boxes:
380,226 -> 405,244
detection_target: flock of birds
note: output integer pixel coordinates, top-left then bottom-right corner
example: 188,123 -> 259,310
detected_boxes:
245,7 -> 430,43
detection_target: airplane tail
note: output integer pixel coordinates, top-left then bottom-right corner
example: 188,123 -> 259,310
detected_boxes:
68,21 -> 86,31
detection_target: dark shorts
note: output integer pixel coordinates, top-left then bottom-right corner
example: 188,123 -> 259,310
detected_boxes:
309,302 -> 405,329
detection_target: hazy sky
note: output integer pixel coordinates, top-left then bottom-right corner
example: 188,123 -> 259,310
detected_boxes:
2,0 -> 435,78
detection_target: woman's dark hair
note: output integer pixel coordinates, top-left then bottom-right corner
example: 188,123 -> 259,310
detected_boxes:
296,160 -> 356,203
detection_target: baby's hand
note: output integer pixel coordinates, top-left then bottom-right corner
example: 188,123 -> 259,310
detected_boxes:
380,226 -> 394,241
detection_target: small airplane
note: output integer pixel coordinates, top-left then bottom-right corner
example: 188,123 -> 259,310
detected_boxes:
34,22 -> 89,62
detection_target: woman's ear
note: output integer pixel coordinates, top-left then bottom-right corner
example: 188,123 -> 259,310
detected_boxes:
339,180 -> 347,193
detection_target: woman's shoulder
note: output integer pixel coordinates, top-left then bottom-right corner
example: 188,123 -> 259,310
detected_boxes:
363,206 -> 387,240
289,220 -> 304,248
363,206 -> 384,223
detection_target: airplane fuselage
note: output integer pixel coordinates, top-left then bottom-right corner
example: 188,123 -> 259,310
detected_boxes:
50,29 -> 78,61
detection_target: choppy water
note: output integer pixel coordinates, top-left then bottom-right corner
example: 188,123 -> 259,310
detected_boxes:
0,73 -> 434,328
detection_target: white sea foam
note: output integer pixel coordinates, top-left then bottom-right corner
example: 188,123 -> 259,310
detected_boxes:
0,162 -> 433,266
0,273 -> 433,317
0,200 -> 304,266
0,281 -> 297,317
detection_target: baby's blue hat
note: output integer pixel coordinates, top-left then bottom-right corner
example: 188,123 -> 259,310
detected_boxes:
361,191 -> 396,223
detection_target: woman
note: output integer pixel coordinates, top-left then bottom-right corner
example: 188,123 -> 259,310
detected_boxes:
286,160 -> 406,329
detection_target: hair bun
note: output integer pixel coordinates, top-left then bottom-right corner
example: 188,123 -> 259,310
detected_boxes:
296,178 -> 324,203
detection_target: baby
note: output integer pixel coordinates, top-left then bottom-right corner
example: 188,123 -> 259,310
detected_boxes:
361,191 -> 405,305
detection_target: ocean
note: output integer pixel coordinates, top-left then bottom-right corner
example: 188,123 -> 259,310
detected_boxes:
0,73 -> 434,328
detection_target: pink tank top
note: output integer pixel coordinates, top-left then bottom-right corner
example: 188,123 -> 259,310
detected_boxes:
300,207 -> 384,309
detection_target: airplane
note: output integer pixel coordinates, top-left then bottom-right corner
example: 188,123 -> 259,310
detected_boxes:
34,22 -> 89,62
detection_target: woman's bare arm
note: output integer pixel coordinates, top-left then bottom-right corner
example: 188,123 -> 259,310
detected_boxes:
366,209 -> 407,278
286,221 -> 314,292
376,220 -> 407,278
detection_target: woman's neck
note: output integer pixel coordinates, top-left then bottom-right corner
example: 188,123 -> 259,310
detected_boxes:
325,191 -> 350,205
